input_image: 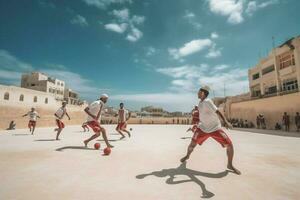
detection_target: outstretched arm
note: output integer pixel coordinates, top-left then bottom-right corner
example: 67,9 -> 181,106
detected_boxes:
216,110 -> 232,129
22,113 -> 28,117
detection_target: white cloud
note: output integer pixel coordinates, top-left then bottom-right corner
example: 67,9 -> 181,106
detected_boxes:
211,32 -> 219,39
112,8 -> 130,21
169,39 -> 213,59
156,64 -> 249,97
0,50 -> 33,71
104,8 -> 145,42
208,0 -> 244,24
146,47 -> 156,56
206,43 -> 222,58
82,0 -> 132,9
126,25 -> 143,42
71,15 -> 89,27
131,15 -> 145,25
104,23 -> 128,33
208,0 -> 280,24
246,0 -> 279,16
183,10 -> 202,30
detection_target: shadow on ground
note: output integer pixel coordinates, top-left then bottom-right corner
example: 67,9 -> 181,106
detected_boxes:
35,139 -> 57,141
55,146 -> 94,151
136,162 -> 230,199
12,134 -> 31,136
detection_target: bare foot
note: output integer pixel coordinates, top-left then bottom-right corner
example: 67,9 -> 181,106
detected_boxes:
227,165 -> 241,175
108,144 -> 114,148
180,155 -> 189,163
83,140 -> 88,147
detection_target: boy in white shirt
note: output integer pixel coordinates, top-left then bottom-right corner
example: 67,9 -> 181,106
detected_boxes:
54,101 -> 70,140
180,86 -> 241,175
22,107 -> 40,135
83,94 -> 113,148
115,102 -> 131,139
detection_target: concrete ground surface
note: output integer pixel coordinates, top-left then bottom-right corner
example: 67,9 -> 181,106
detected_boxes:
0,125 -> 300,200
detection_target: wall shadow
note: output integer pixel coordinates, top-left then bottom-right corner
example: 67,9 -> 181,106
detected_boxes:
136,162 -> 229,198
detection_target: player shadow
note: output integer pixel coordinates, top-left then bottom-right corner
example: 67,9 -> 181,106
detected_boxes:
181,136 -> 192,139
136,162 -> 229,199
12,133 -> 31,136
34,139 -> 57,141
97,138 -> 123,142
55,146 -> 94,152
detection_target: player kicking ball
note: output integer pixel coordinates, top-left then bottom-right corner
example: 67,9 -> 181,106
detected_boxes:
180,86 -> 241,175
22,107 -> 40,135
115,102 -> 131,139
186,105 -> 199,133
54,101 -> 70,140
83,94 -> 114,149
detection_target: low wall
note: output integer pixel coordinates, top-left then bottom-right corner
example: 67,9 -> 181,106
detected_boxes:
228,92 -> 300,130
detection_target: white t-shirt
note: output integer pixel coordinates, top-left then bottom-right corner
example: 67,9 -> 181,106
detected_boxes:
55,107 -> 66,120
197,98 -> 221,133
118,108 -> 128,123
27,111 -> 39,121
86,100 -> 104,122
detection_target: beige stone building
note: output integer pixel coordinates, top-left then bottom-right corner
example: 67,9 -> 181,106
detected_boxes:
248,36 -> 300,98
21,72 -> 66,100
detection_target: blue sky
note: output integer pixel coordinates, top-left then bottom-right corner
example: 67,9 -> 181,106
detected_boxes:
0,0 -> 299,111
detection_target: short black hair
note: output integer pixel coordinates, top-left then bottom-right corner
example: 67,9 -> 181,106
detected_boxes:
120,102 -> 124,106
200,89 -> 209,97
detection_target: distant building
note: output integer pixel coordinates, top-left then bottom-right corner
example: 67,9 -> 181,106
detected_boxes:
21,72 -> 65,100
141,106 -> 166,117
248,36 -> 300,98
64,88 -> 83,105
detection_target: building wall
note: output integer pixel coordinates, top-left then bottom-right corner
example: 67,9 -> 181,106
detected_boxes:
0,85 -> 87,130
227,92 -> 300,130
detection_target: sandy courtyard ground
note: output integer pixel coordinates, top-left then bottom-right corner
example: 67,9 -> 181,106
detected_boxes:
0,125 -> 300,200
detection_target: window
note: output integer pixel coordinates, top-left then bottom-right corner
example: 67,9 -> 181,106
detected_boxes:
31,84 -> 36,86
252,73 -> 260,80
282,80 -> 298,91
19,94 -> 24,101
45,98 -> 48,104
262,65 -> 275,75
4,92 -> 9,100
279,52 -> 295,70
33,96 -> 37,102
61,83 -> 64,86
265,86 -> 277,94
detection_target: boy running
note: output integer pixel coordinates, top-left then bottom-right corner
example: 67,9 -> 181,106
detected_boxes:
22,107 -> 40,135
180,86 -> 241,175
115,102 -> 131,139
54,101 -> 70,140
186,105 -> 199,133
83,94 -> 113,148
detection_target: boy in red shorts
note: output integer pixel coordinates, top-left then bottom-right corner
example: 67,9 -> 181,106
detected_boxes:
115,102 -> 131,139
22,107 -> 40,135
180,86 -> 241,175
83,94 -> 113,148
186,105 -> 199,133
54,101 -> 70,140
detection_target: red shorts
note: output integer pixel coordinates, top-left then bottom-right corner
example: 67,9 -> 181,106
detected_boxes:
87,121 -> 102,133
192,128 -> 232,148
56,119 -> 65,129
116,122 -> 127,130
28,120 -> 36,128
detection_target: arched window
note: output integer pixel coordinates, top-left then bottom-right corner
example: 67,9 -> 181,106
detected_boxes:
19,94 -> 24,101
45,97 -> 48,104
33,96 -> 37,103
4,92 -> 9,100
